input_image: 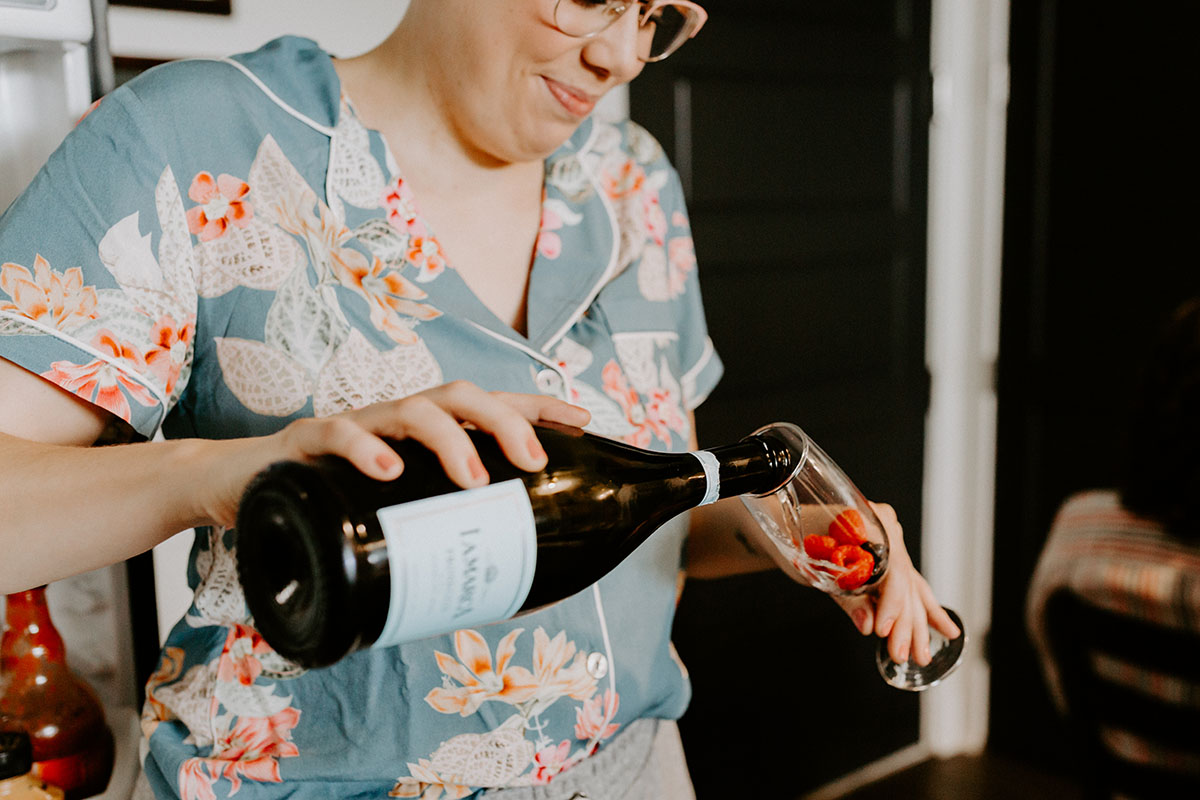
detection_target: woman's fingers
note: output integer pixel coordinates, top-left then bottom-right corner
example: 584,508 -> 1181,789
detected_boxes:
287,382 -> 593,490
832,593 -> 876,636
917,577 -> 962,639
281,415 -> 406,482
490,391 -> 592,427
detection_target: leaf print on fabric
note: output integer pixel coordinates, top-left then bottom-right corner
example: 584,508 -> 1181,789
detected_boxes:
327,97 -> 386,222
313,329 -> 443,418
213,337 -> 310,417
0,255 -> 99,333
263,266 -> 348,379
192,219 -> 305,298
99,213 -> 165,294
354,216 -> 412,268
537,197 -> 584,260
430,731 -> 536,787
185,172 -> 254,242
246,136 -> 316,230
190,527 -> 249,628
41,329 -> 158,423
426,629 -> 538,717
143,657 -> 218,748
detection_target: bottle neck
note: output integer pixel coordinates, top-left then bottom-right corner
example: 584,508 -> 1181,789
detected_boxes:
701,435 -> 795,501
3,587 -> 66,663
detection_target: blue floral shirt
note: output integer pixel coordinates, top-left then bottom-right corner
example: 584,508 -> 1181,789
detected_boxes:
0,37 -> 722,799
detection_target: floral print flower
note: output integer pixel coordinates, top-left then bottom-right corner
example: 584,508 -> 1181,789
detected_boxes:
381,175 -> 427,237
667,236 -> 697,296
0,254 -> 98,331
532,741 -> 572,784
531,628 -> 597,702
216,624 -> 273,687
601,159 -> 646,200
601,360 -> 685,448
574,689 -> 620,746
425,629 -> 539,716
407,236 -> 448,283
178,707 -> 301,800
41,329 -> 157,422
145,313 -> 195,396
186,172 -> 254,242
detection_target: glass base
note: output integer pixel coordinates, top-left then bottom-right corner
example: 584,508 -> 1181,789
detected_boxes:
876,606 -> 966,691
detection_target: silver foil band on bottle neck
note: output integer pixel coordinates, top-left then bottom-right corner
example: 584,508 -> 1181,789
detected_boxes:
690,450 -> 721,506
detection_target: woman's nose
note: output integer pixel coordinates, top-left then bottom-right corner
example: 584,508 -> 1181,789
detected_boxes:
580,5 -> 646,83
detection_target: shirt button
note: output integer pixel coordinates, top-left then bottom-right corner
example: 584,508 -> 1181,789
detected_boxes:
586,652 -> 608,679
535,368 -> 564,394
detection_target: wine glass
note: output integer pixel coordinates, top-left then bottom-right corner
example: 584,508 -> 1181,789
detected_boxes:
740,422 -> 966,691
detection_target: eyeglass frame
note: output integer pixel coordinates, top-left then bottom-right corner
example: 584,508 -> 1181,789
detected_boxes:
551,0 -> 709,63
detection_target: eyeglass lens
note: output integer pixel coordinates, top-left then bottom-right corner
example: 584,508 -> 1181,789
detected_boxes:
555,0 -> 700,60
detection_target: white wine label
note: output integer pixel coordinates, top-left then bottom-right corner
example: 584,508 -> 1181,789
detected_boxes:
375,479 -> 538,647
690,450 -> 721,505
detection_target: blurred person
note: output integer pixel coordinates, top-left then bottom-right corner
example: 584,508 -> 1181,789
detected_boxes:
1027,297 -> 1200,787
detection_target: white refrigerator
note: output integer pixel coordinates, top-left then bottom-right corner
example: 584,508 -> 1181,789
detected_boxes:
1,1 -> 141,797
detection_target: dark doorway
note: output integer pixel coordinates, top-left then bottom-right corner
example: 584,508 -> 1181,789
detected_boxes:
630,1 -> 932,794
991,0 -> 1195,773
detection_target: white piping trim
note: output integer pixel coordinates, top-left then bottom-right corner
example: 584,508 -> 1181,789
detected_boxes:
0,310 -> 169,433
609,329 -> 679,342
540,127 -> 623,354
467,320 -> 565,372
214,57 -> 337,138
589,582 -> 618,750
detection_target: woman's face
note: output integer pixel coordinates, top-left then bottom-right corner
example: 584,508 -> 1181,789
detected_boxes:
407,0 -> 648,164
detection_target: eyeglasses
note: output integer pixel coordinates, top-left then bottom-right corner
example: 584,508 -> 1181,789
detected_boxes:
552,0 -> 708,62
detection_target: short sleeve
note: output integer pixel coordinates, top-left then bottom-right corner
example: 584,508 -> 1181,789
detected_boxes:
0,84 -> 198,438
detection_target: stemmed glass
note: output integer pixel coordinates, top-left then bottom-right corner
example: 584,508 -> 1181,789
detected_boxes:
741,422 -> 966,691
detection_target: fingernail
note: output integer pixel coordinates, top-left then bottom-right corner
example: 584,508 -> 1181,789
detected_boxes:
852,609 -> 868,633
528,435 -> 546,462
879,617 -> 896,637
468,456 -> 488,483
376,452 -> 399,474
897,645 -> 910,663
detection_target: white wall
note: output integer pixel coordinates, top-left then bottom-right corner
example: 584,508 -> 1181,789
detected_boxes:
107,0 -> 408,59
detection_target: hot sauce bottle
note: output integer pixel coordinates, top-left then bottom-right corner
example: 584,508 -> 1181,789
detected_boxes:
0,588 -> 113,799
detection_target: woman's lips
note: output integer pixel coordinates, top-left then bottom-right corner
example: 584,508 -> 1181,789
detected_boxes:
543,77 -> 597,117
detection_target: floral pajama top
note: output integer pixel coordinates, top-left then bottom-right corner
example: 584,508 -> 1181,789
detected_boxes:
0,37 -> 722,800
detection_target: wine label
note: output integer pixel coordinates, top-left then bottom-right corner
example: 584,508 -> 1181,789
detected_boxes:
375,479 -> 538,647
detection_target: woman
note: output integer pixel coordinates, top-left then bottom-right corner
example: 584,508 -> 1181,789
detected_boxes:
0,2 -> 957,797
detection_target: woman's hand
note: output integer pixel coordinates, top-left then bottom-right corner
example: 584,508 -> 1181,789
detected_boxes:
200,381 -> 590,529
831,502 -> 960,665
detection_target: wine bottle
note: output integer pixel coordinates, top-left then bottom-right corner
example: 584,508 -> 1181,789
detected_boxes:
235,422 -> 799,669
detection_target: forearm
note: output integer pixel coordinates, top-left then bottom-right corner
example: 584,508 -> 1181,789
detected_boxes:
0,432 -> 232,592
685,497 -> 788,579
